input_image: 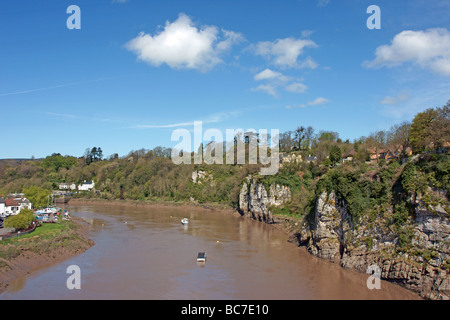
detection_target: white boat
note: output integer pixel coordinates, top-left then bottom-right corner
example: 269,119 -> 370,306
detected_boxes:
197,252 -> 206,262
35,206 -> 60,214
181,218 -> 189,225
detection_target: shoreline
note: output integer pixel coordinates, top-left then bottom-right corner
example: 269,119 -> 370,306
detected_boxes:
0,217 -> 94,295
0,197 -> 424,299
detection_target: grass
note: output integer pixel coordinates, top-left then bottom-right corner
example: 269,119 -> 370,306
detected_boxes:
0,220 -> 84,265
1,221 -> 72,244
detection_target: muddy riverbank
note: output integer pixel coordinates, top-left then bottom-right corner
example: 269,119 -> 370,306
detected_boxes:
0,217 -> 94,294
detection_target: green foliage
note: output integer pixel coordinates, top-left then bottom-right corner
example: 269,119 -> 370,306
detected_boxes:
84,147 -> 103,165
23,186 -> 52,209
41,153 -> 77,171
410,102 -> 450,153
329,145 -> 342,166
414,153 -> 450,194
316,162 -> 400,223
4,208 -> 36,230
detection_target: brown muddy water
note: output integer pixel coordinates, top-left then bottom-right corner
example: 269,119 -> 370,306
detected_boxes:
0,204 -> 421,300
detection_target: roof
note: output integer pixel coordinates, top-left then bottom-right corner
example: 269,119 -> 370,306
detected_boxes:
343,150 -> 357,157
5,198 -> 19,206
16,198 -> 30,203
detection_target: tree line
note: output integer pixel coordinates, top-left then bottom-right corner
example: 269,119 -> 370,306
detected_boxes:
0,100 -> 447,210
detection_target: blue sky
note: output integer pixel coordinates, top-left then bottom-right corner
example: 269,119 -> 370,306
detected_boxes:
1,0 -> 449,159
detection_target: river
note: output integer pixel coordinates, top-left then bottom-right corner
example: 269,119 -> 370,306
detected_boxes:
0,204 -> 421,300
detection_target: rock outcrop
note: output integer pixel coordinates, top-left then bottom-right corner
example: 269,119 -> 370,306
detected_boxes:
295,190 -> 450,300
238,177 -> 291,223
303,191 -> 352,262
192,170 -> 213,184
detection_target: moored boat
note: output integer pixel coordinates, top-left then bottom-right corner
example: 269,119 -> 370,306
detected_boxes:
197,252 -> 206,262
35,206 -> 60,215
181,218 -> 189,225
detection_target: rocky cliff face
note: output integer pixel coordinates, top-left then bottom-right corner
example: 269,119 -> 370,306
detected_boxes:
238,177 -> 291,223
296,190 -> 450,300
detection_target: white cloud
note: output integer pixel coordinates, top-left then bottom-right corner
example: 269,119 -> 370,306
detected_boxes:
364,28 -> 450,76
251,37 -> 318,68
285,98 -> 330,110
308,97 -> 331,105
125,13 -> 244,72
0,77 -> 116,96
285,103 -> 306,109
298,56 -> 319,69
301,30 -> 314,38
379,93 -> 409,105
251,84 -> 277,96
251,68 -> 308,96
254,68 -> 288,81
285,82 -> 308,93
46,112 -> 79,119
130,110 -> 241,129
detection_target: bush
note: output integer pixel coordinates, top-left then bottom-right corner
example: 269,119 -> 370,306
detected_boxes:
4,208 -> 36,230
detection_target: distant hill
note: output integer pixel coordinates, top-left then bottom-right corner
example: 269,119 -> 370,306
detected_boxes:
0,158 -> 42,168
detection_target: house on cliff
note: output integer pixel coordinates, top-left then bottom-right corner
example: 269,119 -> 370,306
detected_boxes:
342,150 -> 357,162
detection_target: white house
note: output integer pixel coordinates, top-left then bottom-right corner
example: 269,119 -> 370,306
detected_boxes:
78,181 -> 95,191
59,183 -> 77,190
3,197 -> 32,216
4,198 -> 20,216
0,197 -> 5,217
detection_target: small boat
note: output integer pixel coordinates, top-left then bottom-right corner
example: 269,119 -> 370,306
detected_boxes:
197,252 -> 206,262
35,206 -> 60,215
181,218 -> 189,225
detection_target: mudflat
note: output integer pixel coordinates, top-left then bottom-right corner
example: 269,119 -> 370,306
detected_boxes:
0,217 -> 94,294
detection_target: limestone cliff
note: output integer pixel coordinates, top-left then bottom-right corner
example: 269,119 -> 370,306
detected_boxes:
238,177 -> 291,223
295,190 -> 450,300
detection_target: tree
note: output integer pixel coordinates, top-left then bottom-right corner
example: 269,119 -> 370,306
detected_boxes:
41,153 -> 77,171
318,131 -> 339,142
367,130 -> 386,163
329,145 -> 342,166
85,147 -> 104,164
428,101 -> 450,150
23,186 -> 52,209
4,208 -> 36,230
84,148 -> 93,165
410,108 -> 438,153
294,126 -> 306,150
279,130 -> 295,151
387,121 -> 411,154
304,126 -> 315,150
